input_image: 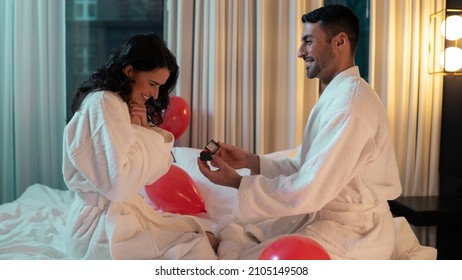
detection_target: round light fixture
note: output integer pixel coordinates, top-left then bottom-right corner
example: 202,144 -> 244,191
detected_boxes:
439,47 -> 462,72
440,15 -> 462,40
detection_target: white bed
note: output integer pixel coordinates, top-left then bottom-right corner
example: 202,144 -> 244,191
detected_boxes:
0,147 -> 437,260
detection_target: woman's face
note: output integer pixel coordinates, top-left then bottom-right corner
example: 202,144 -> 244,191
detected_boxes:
124,66 -> 170,105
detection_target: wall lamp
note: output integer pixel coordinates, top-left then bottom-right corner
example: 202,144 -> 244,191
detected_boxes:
429,9 -> 462,75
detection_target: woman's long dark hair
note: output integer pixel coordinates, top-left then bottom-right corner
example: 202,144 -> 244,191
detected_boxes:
70,33 -> 179,125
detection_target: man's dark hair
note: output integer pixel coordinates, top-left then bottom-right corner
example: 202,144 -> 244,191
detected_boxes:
301,5 -> 360,56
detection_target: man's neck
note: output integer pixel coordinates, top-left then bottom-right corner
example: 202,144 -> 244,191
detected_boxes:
319,63 -> 355,96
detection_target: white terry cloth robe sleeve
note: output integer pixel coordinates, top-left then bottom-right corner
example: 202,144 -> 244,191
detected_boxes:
219,67 -> 402,260
63,91 -> 216,260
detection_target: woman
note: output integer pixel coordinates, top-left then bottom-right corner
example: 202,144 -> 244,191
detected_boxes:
63,33 -> 217,259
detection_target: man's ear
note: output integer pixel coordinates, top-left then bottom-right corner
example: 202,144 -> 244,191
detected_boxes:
123,65 -> 133,78
335,32 -> 348,50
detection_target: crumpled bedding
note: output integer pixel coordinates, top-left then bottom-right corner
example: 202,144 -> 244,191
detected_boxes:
0,147 -> 437,260
0,184 -> 72,259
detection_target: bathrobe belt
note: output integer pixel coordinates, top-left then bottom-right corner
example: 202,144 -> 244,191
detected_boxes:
75,191 -> 110,209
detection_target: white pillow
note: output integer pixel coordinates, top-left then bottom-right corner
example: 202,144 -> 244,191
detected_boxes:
172,147 -> 243,223
170,146 -> 299,222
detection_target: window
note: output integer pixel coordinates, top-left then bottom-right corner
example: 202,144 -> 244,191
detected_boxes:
65,0 -> 164,120
73,0 -> 97,21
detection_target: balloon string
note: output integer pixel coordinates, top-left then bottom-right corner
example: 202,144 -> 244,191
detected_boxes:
171,151 -> 176,163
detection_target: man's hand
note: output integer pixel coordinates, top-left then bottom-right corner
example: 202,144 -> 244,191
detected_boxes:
197,155 -> 242,189
214,142 -> 260,174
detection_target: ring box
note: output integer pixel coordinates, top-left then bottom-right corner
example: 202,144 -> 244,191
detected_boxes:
200,139 -> 220,161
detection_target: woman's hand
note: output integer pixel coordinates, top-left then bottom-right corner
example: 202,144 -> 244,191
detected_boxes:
129,102 -> 149,128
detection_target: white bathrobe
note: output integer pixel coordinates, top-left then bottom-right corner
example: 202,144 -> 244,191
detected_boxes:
62,90 -> 216,260
218,67 -> 402,260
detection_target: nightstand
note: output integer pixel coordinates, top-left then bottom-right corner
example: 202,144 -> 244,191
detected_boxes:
388,196 -> 462,260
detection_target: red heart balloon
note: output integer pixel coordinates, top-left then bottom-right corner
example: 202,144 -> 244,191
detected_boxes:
259,235 -> 331,260
145,165 -> 206,215
158,96 -> 191,140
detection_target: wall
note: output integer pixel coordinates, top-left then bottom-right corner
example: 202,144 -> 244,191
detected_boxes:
439,0 -> 462,196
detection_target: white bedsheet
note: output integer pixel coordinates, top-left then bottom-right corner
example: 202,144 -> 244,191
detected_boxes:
0,184 -> 71,259
0,147 -> 437,260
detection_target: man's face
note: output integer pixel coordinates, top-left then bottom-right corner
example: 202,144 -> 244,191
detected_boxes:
297,22 -> 336,83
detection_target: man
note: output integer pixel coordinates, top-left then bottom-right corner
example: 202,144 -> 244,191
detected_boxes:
198,5 -> 402,259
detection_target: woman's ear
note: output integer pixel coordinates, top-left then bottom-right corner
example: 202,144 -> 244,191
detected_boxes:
123,65 -> 133,78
